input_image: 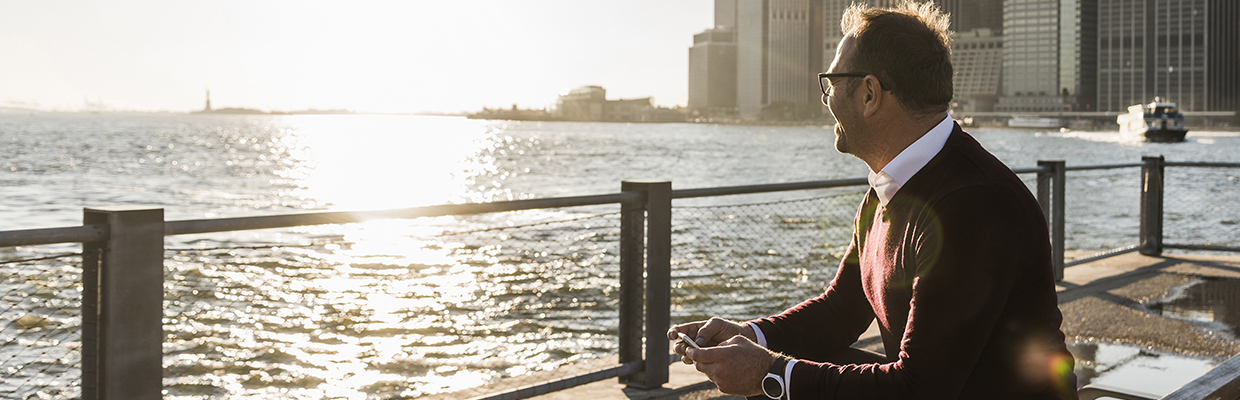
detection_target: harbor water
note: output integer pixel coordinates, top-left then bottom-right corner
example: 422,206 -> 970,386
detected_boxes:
2,114 -> 1239,398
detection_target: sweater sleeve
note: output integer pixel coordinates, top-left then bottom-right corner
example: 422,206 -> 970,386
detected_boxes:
750,195 -> 879,361
788,186 -> 1031,399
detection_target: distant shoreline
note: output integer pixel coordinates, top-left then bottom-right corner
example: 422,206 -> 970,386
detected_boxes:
2,107 -> 1234,131
192,107 -> 354,115
0,107 -> 465,117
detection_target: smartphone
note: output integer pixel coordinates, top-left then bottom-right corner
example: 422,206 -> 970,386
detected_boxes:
677,332 -> 702,349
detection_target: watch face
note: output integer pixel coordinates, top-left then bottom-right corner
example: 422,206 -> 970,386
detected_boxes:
762,374 -> 783,399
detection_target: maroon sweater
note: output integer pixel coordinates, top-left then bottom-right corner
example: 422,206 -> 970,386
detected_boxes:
753,126 -> 1076,399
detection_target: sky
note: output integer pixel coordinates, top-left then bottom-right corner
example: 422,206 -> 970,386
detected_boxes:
0,1 -> 714,114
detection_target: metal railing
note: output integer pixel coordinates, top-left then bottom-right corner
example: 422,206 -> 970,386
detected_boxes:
1,158 -> 1238,399
1059,157 -> 1240,268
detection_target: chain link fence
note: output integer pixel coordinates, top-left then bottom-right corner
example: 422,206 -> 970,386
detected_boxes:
670,189 -> 867,323
161,210 -> 622,399
1062,168 -> 1142,254
0,250 -> 83,400
1163,165 -> 1240,249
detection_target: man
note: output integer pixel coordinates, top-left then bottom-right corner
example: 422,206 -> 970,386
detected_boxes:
668,2 -> 1077,399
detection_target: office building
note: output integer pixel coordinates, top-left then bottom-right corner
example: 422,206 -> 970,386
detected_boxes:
935,0 -> 1003,32
557,86 -> 607,121
1096,0 -> 1239,112
716,0 -> 739,29
688,28 -> 739,115
728,0 -> 826,120
995,0 -> 1097,112
557,86 -> 673,122
767,0 -> 824,114
735,0 -> 768,119
951,28 -> 1004,112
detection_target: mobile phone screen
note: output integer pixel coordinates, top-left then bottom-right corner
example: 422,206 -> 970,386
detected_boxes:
677,332 -> 702,349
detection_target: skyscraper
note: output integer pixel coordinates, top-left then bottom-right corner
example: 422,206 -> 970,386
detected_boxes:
995,0 -> 1097,112
1096,0 -> 1239,112
951,29 -> 1004,112
730,0 -> 825,120
717,0 -> 738,29
767,0 -> 824,113
688,28 -> 739,114
933,0 -> 1005,112
936,0 -> 1003,32
736,0 -> 769,119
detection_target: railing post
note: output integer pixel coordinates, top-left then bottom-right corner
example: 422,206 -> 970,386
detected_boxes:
618,182 -> 646,385
644,181 -> 672,389
1140,156 -> 1165,256
1038,160 -> 1066,281
619,180 -> 672,390
81,206 -> 165,400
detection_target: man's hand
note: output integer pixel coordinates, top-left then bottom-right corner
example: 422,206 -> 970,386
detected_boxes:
684,335 -> 777,397
666,317 -> 756,363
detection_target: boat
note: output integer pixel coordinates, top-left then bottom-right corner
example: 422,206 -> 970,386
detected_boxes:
1007,116 -> 1062,128
1116,97 -> 1188,142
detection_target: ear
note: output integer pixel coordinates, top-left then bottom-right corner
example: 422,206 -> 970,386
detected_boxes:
861,76 -> 883,117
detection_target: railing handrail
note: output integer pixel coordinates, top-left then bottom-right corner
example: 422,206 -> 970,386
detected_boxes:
1166,161 -> 1240,168
1066,162 -> 1146,171
671,167 -> 1058,200
0,224 -> 108,248
165,192 -> 640,236
1011,166 -> 1049,174
5,160 -> 1236,248
0,169 -> 1032,248
0,193 -> 640,249
671,177 -> 869,199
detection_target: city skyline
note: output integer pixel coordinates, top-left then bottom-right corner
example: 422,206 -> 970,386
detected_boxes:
0,1 -> 712,114
688,0 -> 1236,120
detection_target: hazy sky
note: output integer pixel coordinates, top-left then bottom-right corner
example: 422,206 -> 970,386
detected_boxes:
1,1 -> 713,113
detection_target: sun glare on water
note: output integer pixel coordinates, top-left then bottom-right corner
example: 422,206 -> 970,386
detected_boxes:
286,115 -> 491,211
157,115 -> 575,399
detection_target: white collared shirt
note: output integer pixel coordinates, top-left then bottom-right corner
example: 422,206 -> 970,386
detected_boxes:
867,114 -> 955,206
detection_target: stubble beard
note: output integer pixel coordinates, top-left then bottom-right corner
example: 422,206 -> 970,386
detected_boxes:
833,123 -> 851,155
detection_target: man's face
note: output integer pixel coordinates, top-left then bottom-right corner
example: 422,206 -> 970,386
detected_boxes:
825,35 -> 861,155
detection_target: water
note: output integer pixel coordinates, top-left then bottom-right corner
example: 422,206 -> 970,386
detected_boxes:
2,114 -> 1239,398
1150,278 -> 1240,333
1070,340 -> 1223,397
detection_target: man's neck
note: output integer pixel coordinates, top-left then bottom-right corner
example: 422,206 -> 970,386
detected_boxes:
860,111 -> 949,172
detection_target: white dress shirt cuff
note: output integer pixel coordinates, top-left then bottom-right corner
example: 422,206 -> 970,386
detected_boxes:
748,322 -> 768,348
785,359 -> 797,400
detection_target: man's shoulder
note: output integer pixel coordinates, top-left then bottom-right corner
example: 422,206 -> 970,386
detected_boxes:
904,129 -> 1037,210
914,129 -> 1011,188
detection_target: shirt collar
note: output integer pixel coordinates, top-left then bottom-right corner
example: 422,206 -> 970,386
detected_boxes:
867,114 -> 955,206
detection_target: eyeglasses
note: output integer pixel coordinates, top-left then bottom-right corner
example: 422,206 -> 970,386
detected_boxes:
818,72 -> 890,96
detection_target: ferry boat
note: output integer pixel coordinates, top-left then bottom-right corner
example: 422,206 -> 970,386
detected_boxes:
1116,98 -> 1188,142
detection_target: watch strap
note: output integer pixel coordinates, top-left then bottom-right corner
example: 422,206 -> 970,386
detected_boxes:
769,355 -> 789,375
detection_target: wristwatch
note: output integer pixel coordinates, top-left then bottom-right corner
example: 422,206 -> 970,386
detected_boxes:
761,355 -> 790,399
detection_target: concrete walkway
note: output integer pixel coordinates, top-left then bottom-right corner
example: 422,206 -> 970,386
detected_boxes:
442,252 -> 1240,400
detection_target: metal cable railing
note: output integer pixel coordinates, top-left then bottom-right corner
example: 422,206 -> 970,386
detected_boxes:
0,252 -> 83,400
1163,162 -> 1240,252
1,159 -> 1237,399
